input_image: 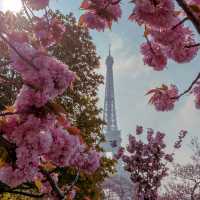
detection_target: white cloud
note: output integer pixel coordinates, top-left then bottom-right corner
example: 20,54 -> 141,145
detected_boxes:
107,32 -> 124,52
176,96 -> 200,131
100,32 -> 150,78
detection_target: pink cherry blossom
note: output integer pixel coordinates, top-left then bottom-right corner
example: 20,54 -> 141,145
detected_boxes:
141,42 -> 167,71
34,17 -> 66,47
80,0 -> 121,31
129,0 -> 176,29
9,36 -> 75,111
123,127 -> 177,200
26,0 -> 49,10
147,84 -> 178,111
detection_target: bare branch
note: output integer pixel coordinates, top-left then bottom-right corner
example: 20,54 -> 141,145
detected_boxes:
65,170 -> 80,196
3,190 -> 45,198
185,43 -> 200,48
173,72 -> 200,99
40,167 -> 65,199
0,112 -> 19,117
175,0 -> 200,34
191,181 -> 200,200
172,17 -> 188,30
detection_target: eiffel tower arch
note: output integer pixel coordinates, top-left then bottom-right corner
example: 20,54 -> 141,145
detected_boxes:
102,46 -> 133,199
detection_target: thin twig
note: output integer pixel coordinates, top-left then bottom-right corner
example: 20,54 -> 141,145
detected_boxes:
173,72 -> 200,99
172,17 -> 188,30
65,170 -> 80,196
0,112 -> 18,117
21,0 -> 33,23
185,43 -> 200,48
145,35 -> 156,55
176,0 -> 200,34
0,74 -> 17,84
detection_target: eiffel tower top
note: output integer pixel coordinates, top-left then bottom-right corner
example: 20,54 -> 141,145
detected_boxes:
106,44 -> 113,65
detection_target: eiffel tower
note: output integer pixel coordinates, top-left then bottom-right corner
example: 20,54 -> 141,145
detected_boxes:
103,45 -> 121,156
102,46 -> 133,200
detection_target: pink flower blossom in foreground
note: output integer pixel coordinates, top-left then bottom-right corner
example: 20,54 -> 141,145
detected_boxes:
167,38 -> 199,63
80,0 -> 121,31
149,25 -> 193,47
34,17 -> 66,47
9,38 -> 75,111
141,42 -> 167,71
147,84 -> 178,111
129,0 -> 176,29
0,114 -> 100,187
0,29 -> 101,189
26,0 -> 49,10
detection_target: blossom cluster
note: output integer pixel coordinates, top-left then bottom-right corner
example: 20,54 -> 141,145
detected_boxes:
25,0 -> 49,10
79,0 -> 122,31
122,126 -> 182,200
174,130 -> 188,149
0,114 -> 100,187
147,84 -> 178,111
130,0 -> 199,70
0,0 -> 101,198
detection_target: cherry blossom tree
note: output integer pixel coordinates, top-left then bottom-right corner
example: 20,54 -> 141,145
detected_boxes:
160,138 -> 200,200
120,126 -> 187,200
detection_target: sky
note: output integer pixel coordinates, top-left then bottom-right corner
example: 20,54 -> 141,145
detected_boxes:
1,0 -> 200,164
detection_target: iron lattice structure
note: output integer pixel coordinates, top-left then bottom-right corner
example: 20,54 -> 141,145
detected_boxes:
103,46 -> 121,155
102,47 -> 134,200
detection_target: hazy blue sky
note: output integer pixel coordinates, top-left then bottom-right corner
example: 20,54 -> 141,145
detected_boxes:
1,0 -> 200,163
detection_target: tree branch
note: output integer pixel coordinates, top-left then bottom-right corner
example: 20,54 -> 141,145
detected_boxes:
172,17 -> 188,30
185,43 -> 200,48
40,167 -> 65,199
175,0 -> 200,34
191,181 -> 200,200
173,72 -> 200,99
3,190 -> 44,198
0,112 -> 19,117
65,170 -> 80,196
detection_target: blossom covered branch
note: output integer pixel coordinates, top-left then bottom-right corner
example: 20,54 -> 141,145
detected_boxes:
0,1 -> 101,199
